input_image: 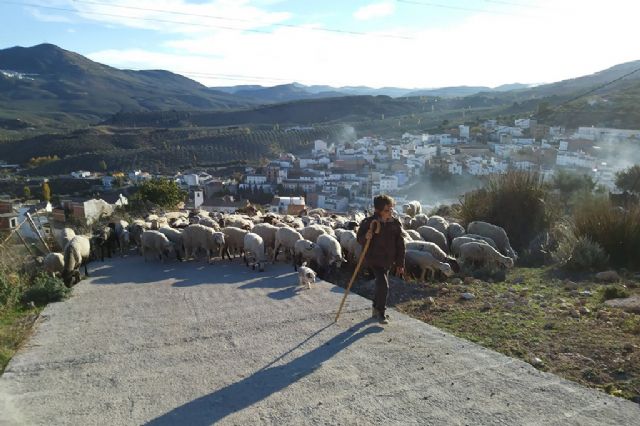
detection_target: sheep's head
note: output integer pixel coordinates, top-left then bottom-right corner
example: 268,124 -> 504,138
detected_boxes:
439,263 -> 454,277
214,233 -> 225,246
62,269 -> 78,287
502,257 -> 515,269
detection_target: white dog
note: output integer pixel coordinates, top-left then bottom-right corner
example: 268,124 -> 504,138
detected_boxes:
298,262 -> 317,289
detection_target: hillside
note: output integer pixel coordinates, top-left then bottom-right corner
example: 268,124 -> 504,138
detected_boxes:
103,95 -> 492,128
212,82 -> 532,100
1,125 -> 346,175
0,44 -> 255,131
211,83 -> 346,103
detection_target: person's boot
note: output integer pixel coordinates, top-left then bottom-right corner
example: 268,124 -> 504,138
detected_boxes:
372,306 -> 379,318
378,312 -> 390,324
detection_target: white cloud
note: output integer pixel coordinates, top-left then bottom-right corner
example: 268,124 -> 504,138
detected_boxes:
27,7 -> 74,23
56,0 -> 291,34
353,2 -> 396,21
83,0 -> 640,88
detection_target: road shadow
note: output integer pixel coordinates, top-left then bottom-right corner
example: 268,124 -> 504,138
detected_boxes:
87,257 -> 296,288
145,320 -> 383,426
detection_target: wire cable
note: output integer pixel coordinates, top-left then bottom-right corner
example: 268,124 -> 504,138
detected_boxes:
6,0 -> 413,40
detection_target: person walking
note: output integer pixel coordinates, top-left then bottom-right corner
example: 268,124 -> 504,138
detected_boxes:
356,194 -> 405,324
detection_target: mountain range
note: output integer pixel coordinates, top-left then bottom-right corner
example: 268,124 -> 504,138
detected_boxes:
1,43 -> 640,134
210,82 -> 533,103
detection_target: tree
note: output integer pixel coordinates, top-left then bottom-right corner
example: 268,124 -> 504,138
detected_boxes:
551,170 -> 596,197
42,181 -> 51,202
23,186 -> 31,199
132,179 -> 186,209
98,160 -> 107,171
615,165 -> 640,194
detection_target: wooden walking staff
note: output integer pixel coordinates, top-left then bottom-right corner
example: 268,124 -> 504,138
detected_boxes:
335,219 -> 381,322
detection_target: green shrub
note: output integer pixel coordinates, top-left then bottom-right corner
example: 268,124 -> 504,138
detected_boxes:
458,171 -> 558,252
601,286 -> 630,301
0,273 -> 25,308
573,196 -> 640,270
552,224 -> 609,271
20,273 -> 70,306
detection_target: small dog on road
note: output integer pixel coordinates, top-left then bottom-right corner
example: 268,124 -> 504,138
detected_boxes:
298,262 -> 317,289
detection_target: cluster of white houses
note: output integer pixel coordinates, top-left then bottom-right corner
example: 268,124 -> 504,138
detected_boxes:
189,123 -> 634,211
55,123 -> 639,216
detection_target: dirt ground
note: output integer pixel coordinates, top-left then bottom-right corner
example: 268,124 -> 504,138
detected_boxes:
335,266 -> 640,405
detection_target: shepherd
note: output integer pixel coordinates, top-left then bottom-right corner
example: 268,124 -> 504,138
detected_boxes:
356,194 -> 406,324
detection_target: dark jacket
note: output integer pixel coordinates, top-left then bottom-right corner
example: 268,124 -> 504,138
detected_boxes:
356,213 -> 405,269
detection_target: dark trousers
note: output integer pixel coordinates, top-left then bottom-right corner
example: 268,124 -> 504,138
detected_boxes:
372,267 -> 389,315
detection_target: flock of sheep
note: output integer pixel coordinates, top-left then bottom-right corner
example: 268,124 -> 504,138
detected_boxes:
43,200 -> 517,287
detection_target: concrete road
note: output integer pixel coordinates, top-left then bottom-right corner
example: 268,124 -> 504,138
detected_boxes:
1,256 -> 638,425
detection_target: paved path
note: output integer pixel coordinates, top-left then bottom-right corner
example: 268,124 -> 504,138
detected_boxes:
1,256 -> 639,425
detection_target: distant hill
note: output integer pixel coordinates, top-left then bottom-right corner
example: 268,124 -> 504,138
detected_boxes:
405,84 -> 531,98
0,44 -> 255,128
212,83 -> 346,103
104,95 -> 444,128
212,82 -> 532,101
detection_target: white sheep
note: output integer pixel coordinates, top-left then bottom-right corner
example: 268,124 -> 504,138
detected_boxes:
62,235 -> 91,287
141,230 -> 175,262
222,226 -> 249,259
43,252 -> 64,277
413,213 -> 429,229
458,241 -> 515,270
293,239 -> 326,271
182,224 -> 226,263
158,227 -> 185,260
417,225 -> 449,253
317,234 -> 344,270
426,215 -> 449,234
451,236 -> 498,257
129,220 -> 149,250
405,249 -> 454,282
337,230 -> 357,261
274,227 -> 303,262
299,224 -> 328,243
298,262 -> 317,289
405,241 -> 449,263
114,220 -> 130,255
251,223 -> 279,257
243,232 -> 268,272
463,233 -> 500,249
224,215 -> 253,230
197,216 -> 221,231
446,222 -> 466,242
60,228 -> 76,249
334,228 -> 349,242
403,200 -> 422,217
467,221 -> 517,259
406,229 -> 423,241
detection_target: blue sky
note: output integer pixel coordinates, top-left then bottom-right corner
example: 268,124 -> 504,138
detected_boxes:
1,1 -> 639,88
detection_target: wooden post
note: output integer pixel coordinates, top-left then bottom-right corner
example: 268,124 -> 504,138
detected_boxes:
26,212 -> 50,253
15,228 -> 36,257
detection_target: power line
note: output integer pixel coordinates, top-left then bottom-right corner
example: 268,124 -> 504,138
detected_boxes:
8,0 -> 413,40
550,66 -> 640,113
178,71 -> 290,83
396,0 -> 540,17
70,0 -> 413,39
483,0 -> 548,9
